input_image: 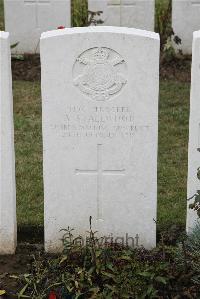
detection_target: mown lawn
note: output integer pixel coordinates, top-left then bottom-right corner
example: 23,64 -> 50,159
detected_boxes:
0,0 -> 4,30
14,81 -> 43,227
12,80 -> 190,231
158,80 -> 190,230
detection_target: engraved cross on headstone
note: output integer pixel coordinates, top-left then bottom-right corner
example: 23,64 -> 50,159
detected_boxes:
24,0 -> 50,28
75,144 -> 125,220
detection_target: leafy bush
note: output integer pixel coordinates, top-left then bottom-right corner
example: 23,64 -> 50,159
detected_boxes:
156,0 -> 182,62
15,223 -> 200,299
176,222 -> 200,289
88,10 -> 104,26
189,167 -> 200,218
72,0 -> 103,27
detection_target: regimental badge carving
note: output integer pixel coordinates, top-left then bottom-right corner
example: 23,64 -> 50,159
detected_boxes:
73,47 -> 127,101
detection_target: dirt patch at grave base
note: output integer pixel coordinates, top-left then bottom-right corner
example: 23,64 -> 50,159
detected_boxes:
160,56 -> 192,83
0,226 -> 44,298
11,54 -> 41,81
0,244 -> 43,298
11,54 -> 192,83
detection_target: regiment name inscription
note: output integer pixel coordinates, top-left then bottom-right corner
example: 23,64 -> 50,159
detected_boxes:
51,105 -> 149,139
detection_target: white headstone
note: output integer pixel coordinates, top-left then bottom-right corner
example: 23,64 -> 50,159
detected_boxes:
88,0 -> 155,31
187,31 -> 200,231
4,0 -> 71,54
172,0 -> 200,54
41,26 -> 159,253
0,31 -> 17,254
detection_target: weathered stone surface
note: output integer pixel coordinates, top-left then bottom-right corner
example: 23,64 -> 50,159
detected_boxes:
4,0 -> 71,54
88,0 -> 154,31
172,0 -> 200,54
41,26 -> 159,252
0,31 -> 17,254
187,31 -> 200,231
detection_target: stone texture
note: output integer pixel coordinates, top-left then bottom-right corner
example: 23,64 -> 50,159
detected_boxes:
4,0 -> 71,54
41,26 -> 160,253
187,30 -> 200,231
88,0 -> 154,31
172,0 -> 200,54
0,31 -> 17,254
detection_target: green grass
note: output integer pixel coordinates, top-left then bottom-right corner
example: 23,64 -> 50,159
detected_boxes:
14,81 -> 43,226
0,0 -> 4,31
158,81 -> 189,230
12,79 -> 190,230
72,0 -> 88,27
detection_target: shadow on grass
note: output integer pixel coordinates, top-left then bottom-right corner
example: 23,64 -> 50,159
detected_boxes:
18,225 -> 44,243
